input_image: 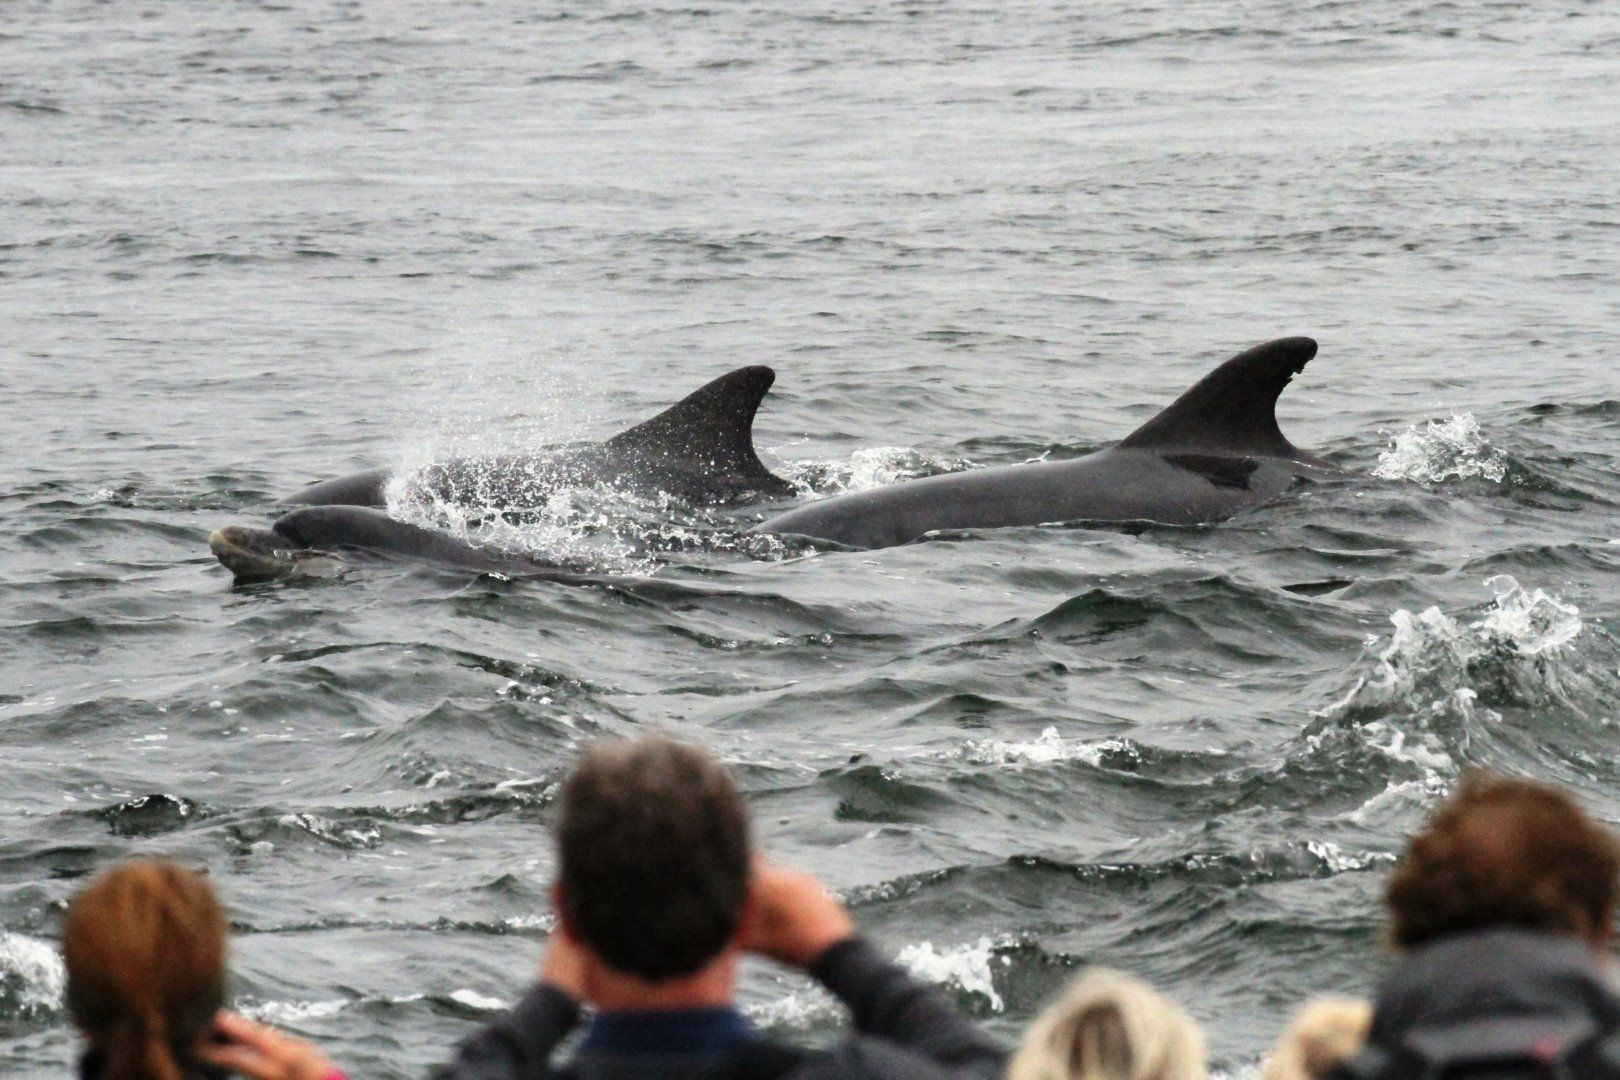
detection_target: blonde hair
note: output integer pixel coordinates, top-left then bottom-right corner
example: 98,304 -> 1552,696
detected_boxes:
1007,969 -> 1206,1080
1260,999 -> 1372,1080
63,860 -> 227,1080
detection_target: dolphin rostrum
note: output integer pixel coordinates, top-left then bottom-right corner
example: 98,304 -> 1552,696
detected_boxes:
281,366 -> 796,510
753,337 -> 1337,550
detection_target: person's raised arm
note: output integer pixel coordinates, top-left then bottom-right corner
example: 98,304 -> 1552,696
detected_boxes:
742,862 -> 1004,1077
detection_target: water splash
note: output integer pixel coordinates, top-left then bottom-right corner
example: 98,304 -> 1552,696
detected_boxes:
744,985 -> 843,1033
1372,413 -> 1508,483
1321,573 -> 1587,725
387,467 -> 672,576
955,726 -> 1131,767
0,931 -> 64,1020
896,937 -> 1008,1011
779,446 -> 972,497
1322,575 -> 1586,724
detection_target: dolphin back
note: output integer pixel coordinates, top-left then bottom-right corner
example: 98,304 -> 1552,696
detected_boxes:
279,467 -> 391,507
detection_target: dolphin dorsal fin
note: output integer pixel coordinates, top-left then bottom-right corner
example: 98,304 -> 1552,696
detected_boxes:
1118,337 -> 1317,457
605,365 -> 793,494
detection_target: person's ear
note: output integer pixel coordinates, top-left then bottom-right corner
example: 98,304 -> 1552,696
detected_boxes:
731,887 -> 760,949
551,882 -> 580,944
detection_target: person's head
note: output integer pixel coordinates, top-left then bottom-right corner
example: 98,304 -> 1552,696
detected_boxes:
63,859 -> 227,1080
556,737 -> 753,983
1385,770 -> 1620,951
1006,969 -> 1205,1080
1260,998 -> 1371,1080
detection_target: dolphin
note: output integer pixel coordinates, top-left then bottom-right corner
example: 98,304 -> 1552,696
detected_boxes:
280,366 -> 796,510
209,505 -> 609,585
753,337 -> 1337,550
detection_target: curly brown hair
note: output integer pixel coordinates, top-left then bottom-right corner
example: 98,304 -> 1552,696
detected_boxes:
1386,771 -> 1620,950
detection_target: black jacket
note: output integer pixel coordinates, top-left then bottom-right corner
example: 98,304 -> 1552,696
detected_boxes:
79,1050 -> 227,1080
429,937 -> 1005,1080
1337,929 -> 1620,1079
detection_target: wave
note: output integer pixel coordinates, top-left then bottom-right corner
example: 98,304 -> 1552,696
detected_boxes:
1319,575 -> 1595,726
239,986 -> 511,1028
1275,574 -> 1620,829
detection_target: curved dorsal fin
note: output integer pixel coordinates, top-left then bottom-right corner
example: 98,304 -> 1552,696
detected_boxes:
606,365 -> 793,494
1119,336 -> 1317,457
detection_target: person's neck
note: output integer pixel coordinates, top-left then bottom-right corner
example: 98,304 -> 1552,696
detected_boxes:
586,952 -> 738,1013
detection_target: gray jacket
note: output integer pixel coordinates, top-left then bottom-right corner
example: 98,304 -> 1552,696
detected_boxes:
1338,929 -> 1620,1078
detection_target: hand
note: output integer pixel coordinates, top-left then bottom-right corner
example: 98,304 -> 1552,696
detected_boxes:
741,862 -> 855,970
196,1011 -> 341,1080
539,927 -> 589,1001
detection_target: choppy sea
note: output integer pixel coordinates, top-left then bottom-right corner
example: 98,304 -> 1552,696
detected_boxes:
4,1 -> 1620,1075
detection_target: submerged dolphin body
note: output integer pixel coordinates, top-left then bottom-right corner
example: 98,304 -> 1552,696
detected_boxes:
210,505 -> 606,585
754,337 -> 1337,550
281,366 -> 796,509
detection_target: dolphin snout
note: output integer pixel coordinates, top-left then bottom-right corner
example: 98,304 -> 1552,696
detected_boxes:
209,524 -> 326,584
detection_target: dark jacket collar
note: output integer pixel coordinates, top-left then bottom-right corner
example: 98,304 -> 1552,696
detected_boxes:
579,1006 -> 757,1057
1370,929 -> 1620,1051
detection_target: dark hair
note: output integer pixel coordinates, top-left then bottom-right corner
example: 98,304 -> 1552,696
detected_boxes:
558,738 -> 753,981
63,860 -> 227,1080
1386,771 -> 1620,950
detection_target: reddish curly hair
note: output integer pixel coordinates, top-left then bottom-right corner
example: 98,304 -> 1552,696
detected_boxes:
1386,771 -> 1620,950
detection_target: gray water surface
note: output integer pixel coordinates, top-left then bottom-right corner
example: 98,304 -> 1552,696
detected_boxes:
4,1 -> 1620,1075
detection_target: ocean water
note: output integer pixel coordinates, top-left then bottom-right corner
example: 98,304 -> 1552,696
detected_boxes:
5,0 -> 1620,1075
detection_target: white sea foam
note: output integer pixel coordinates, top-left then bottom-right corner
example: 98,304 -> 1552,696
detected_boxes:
0,931 -> 65,1017
1306,839 -> 1396,873
1320,575 -> 1583,724
743,984 -> 842,1032
449,988 -> 508,1011
241,998 -> 349,1024
1372,413 -> 1508,483
896,937 -> 1006,1012
278,812 -> 383,850
1349,777 -> 1447,825
780,446 -> 972,498
1478,574 -> 1583,654
955,726 -> 1127,767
